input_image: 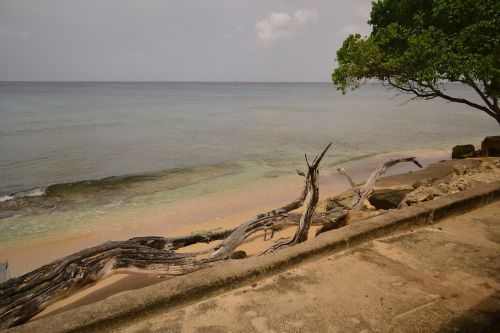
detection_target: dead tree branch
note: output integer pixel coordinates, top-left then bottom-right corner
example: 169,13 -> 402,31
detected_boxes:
347,157 -> 422,209
260,143 -> 331,253
337,167 -> 357,191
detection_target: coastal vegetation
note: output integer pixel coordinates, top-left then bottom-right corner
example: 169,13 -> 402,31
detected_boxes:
332,0 -> 500,124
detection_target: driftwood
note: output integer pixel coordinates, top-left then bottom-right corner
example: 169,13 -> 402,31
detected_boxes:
339,157 -> 423,209
0,261 -> 10,284
260,148 -> 328,253
0,145 -> 422,328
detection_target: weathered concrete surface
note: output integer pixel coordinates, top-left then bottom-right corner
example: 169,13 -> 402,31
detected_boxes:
6,182 -> 500,333
117,202 -> 500,333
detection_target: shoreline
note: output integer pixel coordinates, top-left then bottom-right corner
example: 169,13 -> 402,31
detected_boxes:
14,157 -> 499,332
0,147 -> 451,278
1,146 -> 460,322
30,151 -> 499,323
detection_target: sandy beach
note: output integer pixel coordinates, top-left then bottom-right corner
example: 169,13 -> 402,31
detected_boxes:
0,147 -> 451,320
1,148 -> 450,274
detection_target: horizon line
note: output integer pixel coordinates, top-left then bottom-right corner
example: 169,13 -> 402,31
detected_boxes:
0,80 -> 336,84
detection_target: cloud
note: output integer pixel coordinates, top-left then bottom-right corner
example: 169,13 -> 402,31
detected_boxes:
294,9 -> 318,25
255,9 -> 318,47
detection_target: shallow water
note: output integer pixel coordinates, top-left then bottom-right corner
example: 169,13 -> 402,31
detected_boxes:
0,82 -> 497,247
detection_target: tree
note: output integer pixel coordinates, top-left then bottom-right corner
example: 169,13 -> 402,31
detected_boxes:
332,0 -> 500,125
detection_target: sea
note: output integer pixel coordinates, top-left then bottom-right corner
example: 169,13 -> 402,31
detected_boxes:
0,82 -> 497,248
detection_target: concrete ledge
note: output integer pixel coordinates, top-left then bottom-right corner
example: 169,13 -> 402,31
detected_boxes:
7,181 -> 500,333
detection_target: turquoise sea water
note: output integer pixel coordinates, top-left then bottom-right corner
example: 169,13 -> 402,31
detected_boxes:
0,82 -> 497,246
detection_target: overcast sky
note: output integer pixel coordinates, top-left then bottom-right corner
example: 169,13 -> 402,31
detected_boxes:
0,0 -> 372,81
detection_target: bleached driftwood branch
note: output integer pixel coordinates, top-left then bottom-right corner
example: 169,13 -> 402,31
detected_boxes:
340,157 -> 423,209
260,144 -> 331,253
0,261 -> 10,284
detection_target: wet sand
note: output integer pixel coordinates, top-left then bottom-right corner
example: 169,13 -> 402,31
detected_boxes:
0,148 -> 451,320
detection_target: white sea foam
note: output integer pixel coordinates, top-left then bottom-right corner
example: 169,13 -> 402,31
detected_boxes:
0,195 -> 13,203
0,188 -> 46,203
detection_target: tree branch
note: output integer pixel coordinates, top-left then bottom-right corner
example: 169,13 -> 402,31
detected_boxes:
386,77 -> 499,121
337,167 -> 357,191
463,75 -> 499,115
350,157 -> 422,209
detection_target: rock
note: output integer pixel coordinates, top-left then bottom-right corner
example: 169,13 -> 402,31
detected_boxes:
230,250 -> 247,259
323,188 -> 379,211
400,186 -> 445,207
479,161 -> 496,171
402,158 -> 500,207
452,144 -> 476,159
412,178 -> 435,189
346,210 -> 383,223
452,164 -> 467,176
315,213 -> 347,236
442,176 -> 472,193
481,136 -> 500,157
368,188 -> 413,210
432,173 -> 455,186
323,189 -> 356,210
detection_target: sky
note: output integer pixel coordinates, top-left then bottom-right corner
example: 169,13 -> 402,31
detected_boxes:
0,0 -> 372,82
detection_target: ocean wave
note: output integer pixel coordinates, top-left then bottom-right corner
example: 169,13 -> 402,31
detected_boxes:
0,188 -> 46,203
41,163 -> 242,196
0,162 -> 242,213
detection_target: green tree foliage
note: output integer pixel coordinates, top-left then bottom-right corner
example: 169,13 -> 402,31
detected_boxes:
332,0 -> 500,124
